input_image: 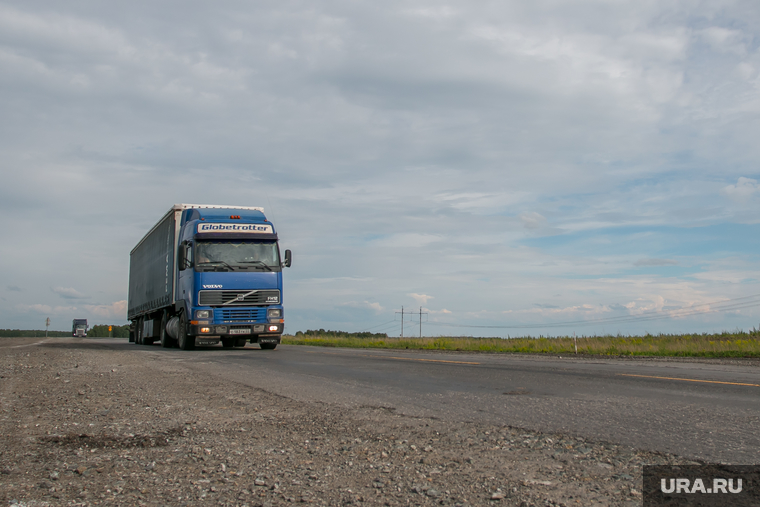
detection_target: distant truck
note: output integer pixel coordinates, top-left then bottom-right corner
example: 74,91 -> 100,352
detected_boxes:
127,204 -> 291,350
72,319 -> 88,337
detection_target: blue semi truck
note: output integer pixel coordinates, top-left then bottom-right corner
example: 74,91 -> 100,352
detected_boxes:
128,204 -> 292,350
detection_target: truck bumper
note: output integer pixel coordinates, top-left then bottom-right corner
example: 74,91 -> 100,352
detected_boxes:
194,335 -> 281,347
188,323 -> 283,338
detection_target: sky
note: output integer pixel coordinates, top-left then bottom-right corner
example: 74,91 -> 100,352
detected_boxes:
1,0 -> 759,337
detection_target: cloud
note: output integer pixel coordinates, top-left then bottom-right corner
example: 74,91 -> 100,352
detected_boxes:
15,304 -> 78,315
83,300 -> 127,319
364,301 -> 384,313
721,177 -> 759,203
342,301 -> 385,313
623,296 -> 666,315
18,304 -> 52,314
633,258 -> 678,267
12,300 -> 126,321
519,212 -> 547,230
371,234 -> 441,249
409,293 -> 434,305
402,6 -> 457,21
51,286 -> 87,299
7,285 -> 22,292
700,27 -> 746,55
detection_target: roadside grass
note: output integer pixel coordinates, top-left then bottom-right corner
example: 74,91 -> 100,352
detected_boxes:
282,331 -> 760,357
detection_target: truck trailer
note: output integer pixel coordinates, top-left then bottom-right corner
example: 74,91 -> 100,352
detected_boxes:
72,319 -> 88,337
127,204 -> 292,350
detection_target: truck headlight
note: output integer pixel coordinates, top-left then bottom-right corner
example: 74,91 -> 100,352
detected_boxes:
196,310 -> 212,319
267,309 -> 281,318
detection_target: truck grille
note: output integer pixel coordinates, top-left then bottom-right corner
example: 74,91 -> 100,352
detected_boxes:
219,308 -> 266,322
199,290 -> 280,306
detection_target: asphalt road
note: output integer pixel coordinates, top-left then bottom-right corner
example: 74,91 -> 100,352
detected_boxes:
16,338 -> 760,464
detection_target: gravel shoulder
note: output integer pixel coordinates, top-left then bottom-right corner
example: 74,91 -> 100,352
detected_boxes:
1,338 -> 696,506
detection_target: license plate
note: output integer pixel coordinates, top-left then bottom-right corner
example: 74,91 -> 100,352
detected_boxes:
230,328 -> 251,335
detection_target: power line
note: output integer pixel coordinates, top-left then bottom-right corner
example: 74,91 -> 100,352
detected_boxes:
423,293 -> 760,330
360,319 -> 398,332
428,304 -> 760,331
585,303 -> 760,328
371,321 -> 402,334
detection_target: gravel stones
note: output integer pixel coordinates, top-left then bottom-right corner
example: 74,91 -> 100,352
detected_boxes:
0,338 -> 698,505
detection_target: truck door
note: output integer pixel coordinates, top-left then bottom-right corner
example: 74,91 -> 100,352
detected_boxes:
177,240 -> 194,314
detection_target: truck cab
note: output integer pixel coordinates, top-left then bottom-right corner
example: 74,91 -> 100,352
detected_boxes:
72,319 -> 88,337
173,207 -> 291,349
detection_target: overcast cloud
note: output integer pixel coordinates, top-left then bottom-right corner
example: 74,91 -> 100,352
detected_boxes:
1,0 -> 759,336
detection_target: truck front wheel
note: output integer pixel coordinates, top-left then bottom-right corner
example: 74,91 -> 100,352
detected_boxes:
178,313 -> 195,351
221,338 -> 234,348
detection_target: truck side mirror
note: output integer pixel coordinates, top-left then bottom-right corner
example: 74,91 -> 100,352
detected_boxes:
283,249 -> 292,268
177,242 -> 191,271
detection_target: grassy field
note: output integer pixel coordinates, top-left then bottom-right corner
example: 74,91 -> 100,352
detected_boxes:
282,330 -> 760,358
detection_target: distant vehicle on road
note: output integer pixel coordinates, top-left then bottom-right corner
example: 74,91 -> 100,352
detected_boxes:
72,319 -> 88,337
128,204 -> 292,350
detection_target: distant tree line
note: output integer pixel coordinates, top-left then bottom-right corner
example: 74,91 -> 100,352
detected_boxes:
294,329 -> 388,339
0,329 -> 70,337
0,325 -> 130,338
87,325 -> 130,338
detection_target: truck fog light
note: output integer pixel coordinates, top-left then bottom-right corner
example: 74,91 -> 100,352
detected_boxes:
268,325 -> 279,332
200,327 -> 211,334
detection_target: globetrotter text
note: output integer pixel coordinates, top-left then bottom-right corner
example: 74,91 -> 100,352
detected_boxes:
197,223 -> 273,233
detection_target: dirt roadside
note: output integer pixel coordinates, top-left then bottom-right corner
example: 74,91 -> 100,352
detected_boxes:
0,338 -> 691,506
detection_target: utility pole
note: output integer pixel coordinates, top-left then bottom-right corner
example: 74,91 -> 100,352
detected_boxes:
395,306 -> 405,338
45,317 -> 50,338
418,307 -> 428,338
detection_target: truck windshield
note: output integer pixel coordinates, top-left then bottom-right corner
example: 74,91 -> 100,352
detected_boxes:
195,241 -> 280,272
